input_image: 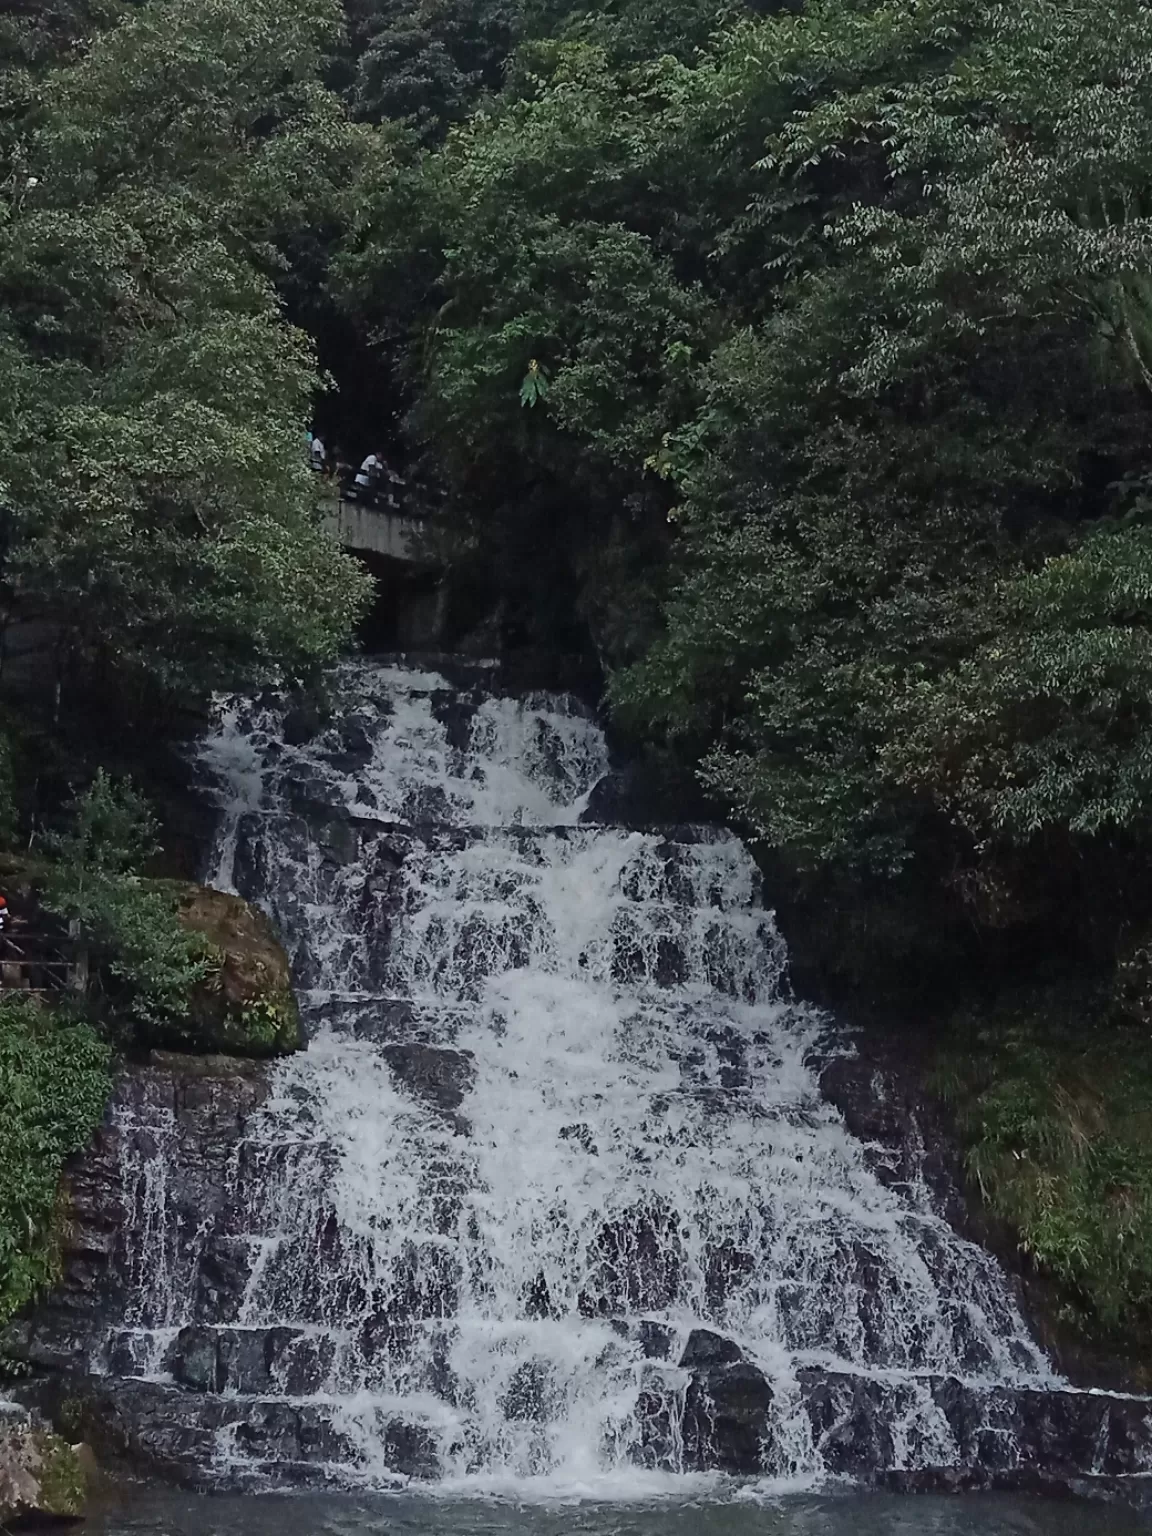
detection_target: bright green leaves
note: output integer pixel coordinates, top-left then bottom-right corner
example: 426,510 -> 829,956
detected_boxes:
519,359 -> 550,406
941,987 -> 1152,1339
0,996 -> 110,1328
39,773 -> 212,1030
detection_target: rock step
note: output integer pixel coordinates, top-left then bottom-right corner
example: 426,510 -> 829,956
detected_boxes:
300,996 -> 475,1046
694,1361 -> 1152,1479
25,1347 -> 1152,1490
18,1378 -> 438,1486
247,812 -> 740,854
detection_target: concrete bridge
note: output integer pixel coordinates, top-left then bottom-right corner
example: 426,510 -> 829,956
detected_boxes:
320,496 -> 431,565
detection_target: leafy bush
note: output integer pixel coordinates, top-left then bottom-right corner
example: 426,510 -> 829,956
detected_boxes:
0,0 -> 370,702
938,989 -> 1152,1340
0,995 -> 110,1328
40,772 -> 212,1031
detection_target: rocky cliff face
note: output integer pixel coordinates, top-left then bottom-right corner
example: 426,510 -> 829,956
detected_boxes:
8,1043 -> 1152,1498
7,1057 -> 272,1388
0,1402 -> 90,1525
11,660 -> 1152,1500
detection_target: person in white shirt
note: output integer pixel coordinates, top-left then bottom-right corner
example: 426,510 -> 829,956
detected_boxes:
310,434 -> 327,472
354,452 -> 383,489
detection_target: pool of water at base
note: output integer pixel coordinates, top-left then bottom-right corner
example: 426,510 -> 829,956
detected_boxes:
80,1489 -> 1152,1536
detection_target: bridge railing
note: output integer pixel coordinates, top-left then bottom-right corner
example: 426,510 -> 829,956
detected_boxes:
317,483 -> 435,565
0,931 -> 88,996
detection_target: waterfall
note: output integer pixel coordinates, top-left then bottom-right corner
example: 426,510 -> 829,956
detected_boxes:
106,658 -> 1064,1496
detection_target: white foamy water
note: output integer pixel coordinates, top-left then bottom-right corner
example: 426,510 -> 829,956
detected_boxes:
110,660 -> 1062,1494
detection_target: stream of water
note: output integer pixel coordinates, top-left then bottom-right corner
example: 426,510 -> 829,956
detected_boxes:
96,656 -> 1063,1495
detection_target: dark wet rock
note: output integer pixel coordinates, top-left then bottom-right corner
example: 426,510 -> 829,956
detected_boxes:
20,1359 -> 1152,1494
637,1321 -> 677,1360
164,1327 -> 325,1398
192,1237 -> 253,1324
1011,1386 -> 1152,1476
585,1208 -> 682,1314
282,702 -> 328,747
316,818 -> 361,867
682,1361 -> 775,1473
330,714 -> 376,770
633,1366 -> 683,1471
798,1368 -> 895,1476
166,1327 -> 222,1393
817,1045 -> 967,1225
704,1244 -> 756,1313
579,761 -> 712,828
382,1044 -> 475,1115
12,1378 -> 433,1485
381,1420 -> 439,1480
6,1058 -> 271,1378
815,1371 -> 1152,1487
672,1362 -> 1152,1487
679,1329 -> 743,1371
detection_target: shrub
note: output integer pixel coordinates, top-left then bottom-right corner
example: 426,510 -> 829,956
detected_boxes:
938,987 -> 1152,1341
0,995 -> 110,1328
40,772 -> 212,1031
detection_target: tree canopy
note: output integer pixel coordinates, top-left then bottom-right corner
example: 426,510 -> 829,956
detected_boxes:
0,0 -> 371,699
334,0 -> 1152,927
8,0 -> 1152,903
7,0 -> 1152,1358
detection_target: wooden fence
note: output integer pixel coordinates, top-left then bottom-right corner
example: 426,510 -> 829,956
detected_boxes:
0,930 -> 89,996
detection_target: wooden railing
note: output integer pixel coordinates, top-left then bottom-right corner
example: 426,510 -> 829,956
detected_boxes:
0,931 -> 88,996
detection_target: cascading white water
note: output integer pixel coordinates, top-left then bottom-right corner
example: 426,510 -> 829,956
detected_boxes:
109,659 -> 1061,1496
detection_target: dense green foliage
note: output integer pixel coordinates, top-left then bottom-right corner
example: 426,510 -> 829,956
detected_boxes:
6,0 -> 1152,1357
938,983 -> 1152,1349
37,774 -> 301,1053
615,0 -> 1152,892
40,772 -> 212,1029
0,0 -> 370,698
343,0 -> 1152,916
0,994 -> 110,1328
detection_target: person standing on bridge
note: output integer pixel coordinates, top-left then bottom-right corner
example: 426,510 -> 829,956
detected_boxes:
354,450 -> 384,500
354,450 -> 405,508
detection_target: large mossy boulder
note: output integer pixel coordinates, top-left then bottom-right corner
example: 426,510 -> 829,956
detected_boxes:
0,1414 -> 89,1526
172,886 -> 301,1056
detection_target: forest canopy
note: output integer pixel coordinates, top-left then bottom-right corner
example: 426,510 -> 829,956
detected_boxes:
4,0 -> 1151,924
0,0 -> 371,699
328,0 -> 1152,926
4,0 -> 1152,1354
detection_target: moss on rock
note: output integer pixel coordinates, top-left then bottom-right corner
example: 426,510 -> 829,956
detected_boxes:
0,1421 -> 88,1524
154,885 -> 300,1056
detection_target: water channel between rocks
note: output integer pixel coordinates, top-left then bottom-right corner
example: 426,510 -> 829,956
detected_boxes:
22,656 -> 1152,1501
